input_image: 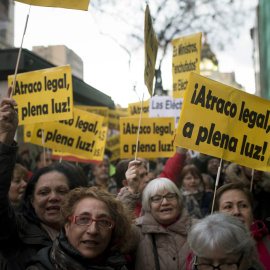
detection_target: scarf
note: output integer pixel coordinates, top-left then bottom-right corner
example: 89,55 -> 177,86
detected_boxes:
50,231 -> 127,270
180,184 -> 204,219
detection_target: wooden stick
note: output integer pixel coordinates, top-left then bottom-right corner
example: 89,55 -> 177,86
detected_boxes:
211,159 -> 223,214
250,168 -> 254,192
135,94 -> 144,160
11,6 -> 31,96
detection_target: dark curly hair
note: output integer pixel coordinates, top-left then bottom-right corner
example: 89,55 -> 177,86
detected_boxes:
19,162 -> 89,227
59,186 -> 134,252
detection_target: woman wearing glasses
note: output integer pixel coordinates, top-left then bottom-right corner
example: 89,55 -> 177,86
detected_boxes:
26,187 -> 134,269
118,161 -> 194,270
187,213 -> 264,270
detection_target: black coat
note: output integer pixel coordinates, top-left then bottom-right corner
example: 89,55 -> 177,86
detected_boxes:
26,231 -> 128,270
0,142 -> 53,270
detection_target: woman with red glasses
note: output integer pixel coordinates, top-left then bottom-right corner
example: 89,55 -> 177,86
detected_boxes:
26,187 -> 134,270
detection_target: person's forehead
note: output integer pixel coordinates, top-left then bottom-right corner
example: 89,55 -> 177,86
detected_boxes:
138,164 -> 147,173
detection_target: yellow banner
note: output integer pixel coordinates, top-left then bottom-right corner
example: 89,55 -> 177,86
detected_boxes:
30,108 -> 106,160
14,0 -> 90,11
128,99 -> 149,117
75,106 -> 109,127
144,4 -> 159,97
172,33 -> 202,99
106,134 -> 120,162
108,109 -> 128,130
24,124 -> 35,143
51,127 -> 107,164
175,72 -> 270,172
120,117 -> 175,159
8,66 -> 73,125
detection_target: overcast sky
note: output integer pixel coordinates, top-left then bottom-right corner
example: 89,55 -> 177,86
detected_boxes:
14,1 -> 257,107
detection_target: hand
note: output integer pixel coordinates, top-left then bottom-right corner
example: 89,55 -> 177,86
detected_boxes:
176,147 -> 188,155
125,160 -> 142,194
0,87 -> 18,145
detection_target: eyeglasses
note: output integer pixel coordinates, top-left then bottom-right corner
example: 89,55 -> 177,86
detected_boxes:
151,193 -> 178,203
68,216 -> 114,229
194,253 -> 243,270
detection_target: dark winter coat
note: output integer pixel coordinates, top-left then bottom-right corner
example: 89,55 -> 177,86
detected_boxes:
0,142 -> 53,270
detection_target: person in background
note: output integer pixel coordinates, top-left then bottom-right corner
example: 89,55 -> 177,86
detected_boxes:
89,155 -> 118,195
26,187 -> 134,270
35,150 -> 53,171
225,162 -> 270,229
177,164 -> 213,219
118,161 -> 194,270
9,163 -> 28,209
114,159 -> 150,217
213,182 -> 270,269
187,213 -> 264,270
201,173 -> 214,193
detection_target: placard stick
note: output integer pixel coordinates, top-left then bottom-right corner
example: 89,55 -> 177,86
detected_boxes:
250,168 -> 254,192
211,159 -> 223,214
59,152 -> 63,163
40,123 -> 46,167
11,6 -> 31,96
134,94 -> 144,161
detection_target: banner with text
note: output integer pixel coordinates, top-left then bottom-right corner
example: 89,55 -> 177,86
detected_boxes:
30,108 -> 106,160
106,134 -> 120,162
172,32 -> 202,99
175,72 -> 270,172
51,127 -> 107,164
144,4 -> 158,97
75,106 -> 108,127
8,66 -> 73,125
24,123 -> 35,143
108,109 -> 128,130
149,96 -> 183,129
14,0 -> 90,10
120,117 -> 175,159
128,99 -> 149,117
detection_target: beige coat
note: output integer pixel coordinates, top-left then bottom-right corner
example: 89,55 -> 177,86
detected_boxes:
131,210 -> 193,270
118,187 -> 194,270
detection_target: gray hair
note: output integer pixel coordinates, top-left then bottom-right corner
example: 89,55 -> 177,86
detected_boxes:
187,213 -> 257,258
142,178 -> 183,212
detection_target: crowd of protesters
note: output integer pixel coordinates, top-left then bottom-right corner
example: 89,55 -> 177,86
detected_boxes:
0,87 -> 269,270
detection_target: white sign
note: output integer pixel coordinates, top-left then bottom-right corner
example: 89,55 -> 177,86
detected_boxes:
149,96 -> 183,129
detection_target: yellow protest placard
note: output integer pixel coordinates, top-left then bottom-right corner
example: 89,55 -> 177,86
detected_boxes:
108,109 -> 128,130
106,134 -> 120,162
120,117 -> 175,159
175,72 -> 270,171
51,128 -> 107,164
172,33 -> 202,99
75,106 -> 109,127
128,99 -> 149,117
8,66 -> 73,125
23,123 -> 35,143
14,0 -> 90,11
144,4 -> 159,97
30,108 -> 106,159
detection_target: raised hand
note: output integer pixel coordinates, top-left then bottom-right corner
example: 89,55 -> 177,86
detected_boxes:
0,87 -> 18,145
125,160 -> 142,194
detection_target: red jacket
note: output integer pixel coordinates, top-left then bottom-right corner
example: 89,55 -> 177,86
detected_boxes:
251,220 -> 270,270
159,152 -> 186,183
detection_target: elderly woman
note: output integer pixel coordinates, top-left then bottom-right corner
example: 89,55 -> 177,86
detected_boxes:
0,87 -> 88,270
26,187 -> 134,269
177,164 -> 213,219
117,160 -> 194,270
213,182 -> 270,270
187,213 -> 264,270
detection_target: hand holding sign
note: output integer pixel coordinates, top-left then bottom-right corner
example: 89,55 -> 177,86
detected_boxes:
0,87 -> 18,145
125,160 -> 142,194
